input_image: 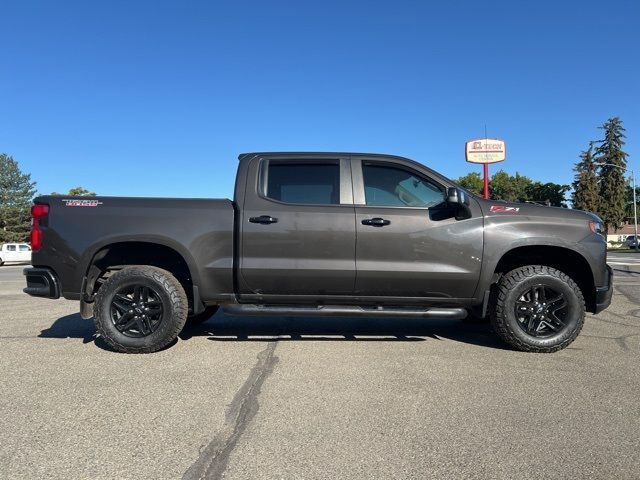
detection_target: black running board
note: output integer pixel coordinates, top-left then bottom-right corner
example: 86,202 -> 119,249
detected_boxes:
223,304 -> 467,319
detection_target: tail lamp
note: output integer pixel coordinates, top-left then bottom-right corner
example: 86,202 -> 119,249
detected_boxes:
30,204 -> 49,251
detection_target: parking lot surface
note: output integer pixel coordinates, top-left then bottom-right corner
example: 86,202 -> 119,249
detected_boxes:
1,257 -> 639,479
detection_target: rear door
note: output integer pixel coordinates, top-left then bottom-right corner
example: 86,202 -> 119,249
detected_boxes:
239,155 -> 356,297
4,244 -> 18,262
352,157 -> 483,300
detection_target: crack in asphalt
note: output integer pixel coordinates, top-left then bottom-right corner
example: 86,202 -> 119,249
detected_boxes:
182,341 -> 279,480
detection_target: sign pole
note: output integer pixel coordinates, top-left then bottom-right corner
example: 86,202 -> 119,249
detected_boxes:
633,170 -> 638,252
483,163 -> 489,199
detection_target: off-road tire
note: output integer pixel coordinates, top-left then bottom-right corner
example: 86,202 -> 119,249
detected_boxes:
93,266 -> 188,353
187,306 -> 219,324
491,265 -> 585,353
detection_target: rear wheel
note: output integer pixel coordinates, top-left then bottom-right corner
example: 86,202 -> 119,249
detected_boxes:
187,305 -> 219,324
491,265 -> 585,353
0,257 -> 3,266
93,266 -> 188,353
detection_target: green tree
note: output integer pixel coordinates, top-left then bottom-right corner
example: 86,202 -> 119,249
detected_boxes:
51,186 -> 96,196
595,117 -> 628,232
571,143 -> 600,213
455,172 -> 483,195
482,169 -> 569,206
526,182 -> 570,207
489,170 -> 531,202
0,154 -> 37,242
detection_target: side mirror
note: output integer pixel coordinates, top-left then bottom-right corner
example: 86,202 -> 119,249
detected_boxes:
447,187 -> 468,205
446,187 -> 471,219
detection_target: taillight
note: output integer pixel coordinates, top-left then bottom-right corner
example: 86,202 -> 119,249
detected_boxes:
31,204 -> 49,251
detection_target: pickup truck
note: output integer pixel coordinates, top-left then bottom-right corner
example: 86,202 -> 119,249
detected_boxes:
24,152 -> 612,353
1,243 -> 32,265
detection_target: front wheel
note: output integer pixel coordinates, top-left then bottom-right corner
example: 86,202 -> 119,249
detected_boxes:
491,265 -> 585,353
93,266 -> 188,353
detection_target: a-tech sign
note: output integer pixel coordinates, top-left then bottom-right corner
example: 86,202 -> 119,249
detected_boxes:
465,138 -> 506,164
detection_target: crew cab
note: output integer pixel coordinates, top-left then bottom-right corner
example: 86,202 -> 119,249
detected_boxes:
24,152 -> 612,353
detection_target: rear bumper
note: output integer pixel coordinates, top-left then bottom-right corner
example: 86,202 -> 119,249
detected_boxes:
23,267 -> 60,299
594,265 -> 613,314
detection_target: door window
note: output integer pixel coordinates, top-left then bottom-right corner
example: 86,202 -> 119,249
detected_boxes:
19,245 -> 31,251
6,245 -> 16,251
362,163 -> 445,208
262,161 -> 340,205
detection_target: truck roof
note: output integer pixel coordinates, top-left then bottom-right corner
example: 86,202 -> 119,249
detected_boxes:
237,152 -> 413,161
237,151 -> 457,188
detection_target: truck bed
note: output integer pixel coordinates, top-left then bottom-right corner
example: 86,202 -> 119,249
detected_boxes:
31,196 -> 236,302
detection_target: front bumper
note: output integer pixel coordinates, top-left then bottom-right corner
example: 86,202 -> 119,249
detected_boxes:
23,267 -> 60,299
594,265 -> 613,314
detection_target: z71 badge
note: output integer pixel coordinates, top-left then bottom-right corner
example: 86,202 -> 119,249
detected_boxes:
490,205 -> 520,213
62,199 -> 103,207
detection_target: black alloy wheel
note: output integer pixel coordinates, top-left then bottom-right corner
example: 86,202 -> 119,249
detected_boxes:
514,284 -> 568,337
110,284 -> 164,337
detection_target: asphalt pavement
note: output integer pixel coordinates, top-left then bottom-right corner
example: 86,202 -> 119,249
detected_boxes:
607,252 -> 640,266
1,258 -> 639,479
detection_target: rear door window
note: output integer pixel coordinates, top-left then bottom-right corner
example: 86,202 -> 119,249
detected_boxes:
263,161 -> 341,205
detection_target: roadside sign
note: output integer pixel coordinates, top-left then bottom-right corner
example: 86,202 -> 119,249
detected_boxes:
465,139 -> 506,164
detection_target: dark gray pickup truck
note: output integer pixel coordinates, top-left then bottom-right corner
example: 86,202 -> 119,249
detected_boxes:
24,152 -> 612,353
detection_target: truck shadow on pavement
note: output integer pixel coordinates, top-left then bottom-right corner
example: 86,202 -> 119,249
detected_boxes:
181,314 -> 510,350
38,313 -> 510,351
38,313 -> 118,351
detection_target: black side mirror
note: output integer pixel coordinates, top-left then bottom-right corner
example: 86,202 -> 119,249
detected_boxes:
447,187 -> 471,219
447,187 -> 469,205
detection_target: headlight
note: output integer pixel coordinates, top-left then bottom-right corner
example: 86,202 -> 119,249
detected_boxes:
589,220 -> 604,235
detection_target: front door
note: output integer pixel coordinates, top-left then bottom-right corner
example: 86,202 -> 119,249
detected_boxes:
352,157 -> 483,301
239,155 -> 356,297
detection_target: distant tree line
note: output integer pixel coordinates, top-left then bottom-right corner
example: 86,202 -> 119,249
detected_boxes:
50,187 -> 96,196
0,153 -> 95,242
455,171 -> 570,208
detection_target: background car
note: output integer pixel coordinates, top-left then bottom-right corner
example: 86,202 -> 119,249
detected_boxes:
626,236 -> 638,248
0,243 -> 31,266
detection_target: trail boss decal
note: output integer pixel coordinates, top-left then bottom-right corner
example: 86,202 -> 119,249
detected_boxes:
490,205 -> 520,213
62,199 -> 103,207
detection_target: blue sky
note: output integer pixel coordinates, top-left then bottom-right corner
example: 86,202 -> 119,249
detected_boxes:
2,0 -> 638,198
